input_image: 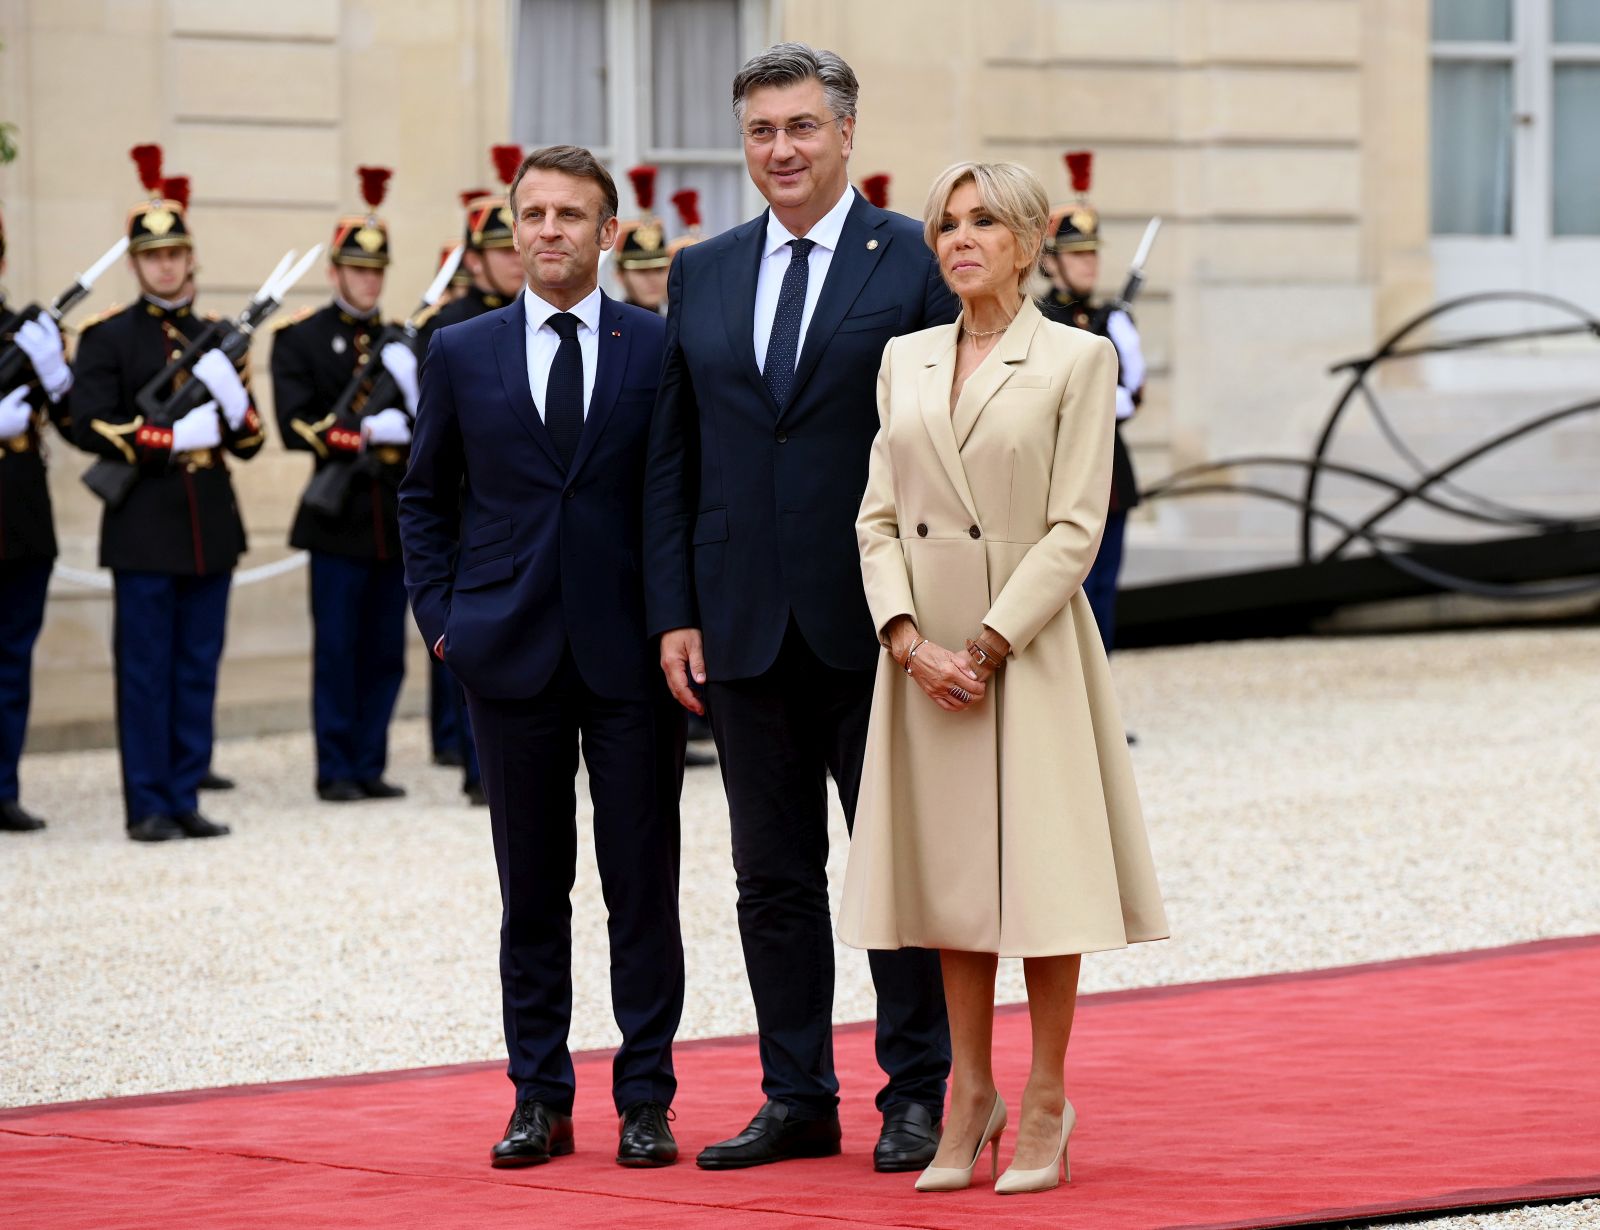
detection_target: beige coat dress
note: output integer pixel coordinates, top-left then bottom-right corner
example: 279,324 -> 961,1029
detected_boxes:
837,298 -> 1169,958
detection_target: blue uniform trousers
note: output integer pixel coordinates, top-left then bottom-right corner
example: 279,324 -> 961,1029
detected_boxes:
1083,508 -> 1128,655
112,570 -> 232,823
308,552 -> 407,786
0,559 -> 52,802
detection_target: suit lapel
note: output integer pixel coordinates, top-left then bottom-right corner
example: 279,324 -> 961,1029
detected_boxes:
719,215 -> 778,413
785,196 -> 888,418
951,299 -> 1044,450
493,297 -> 563,470
567,293 -> 627,481
918,324 -> 981,524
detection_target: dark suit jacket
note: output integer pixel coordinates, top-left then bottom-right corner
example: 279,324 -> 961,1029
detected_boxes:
399,291 -> 666,701
643,193 -> 958,681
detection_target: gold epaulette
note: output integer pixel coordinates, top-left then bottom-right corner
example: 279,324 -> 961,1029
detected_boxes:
268,305 -> 317,335
77,303 -> 124,333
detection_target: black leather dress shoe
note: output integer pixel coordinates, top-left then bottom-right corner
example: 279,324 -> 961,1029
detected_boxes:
617,1101 -> 678,1168
198,771 -> 235,791
465,781 -> 487,806
128,815 -> 186,842
696,1100 -> 841,1170
359,779 -> 406,799
432,748 -> 464,768
491,1101 -> 573,1168
172,811 -> 231,838
0,800 -> 46,832
874,1102 -> 942,1172
317,780 -> 365,803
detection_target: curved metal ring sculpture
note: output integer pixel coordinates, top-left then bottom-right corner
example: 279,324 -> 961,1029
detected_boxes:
1140,291 -> 1600,601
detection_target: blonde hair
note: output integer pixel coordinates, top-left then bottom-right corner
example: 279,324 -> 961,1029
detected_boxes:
922,161 -> 1050,291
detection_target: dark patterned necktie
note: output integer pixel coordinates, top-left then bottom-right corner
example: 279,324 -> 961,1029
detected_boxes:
762,238 -> 815,408
544,311 -> 583,468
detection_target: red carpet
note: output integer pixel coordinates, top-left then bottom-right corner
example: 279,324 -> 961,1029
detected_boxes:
4,936 -> 1599,1230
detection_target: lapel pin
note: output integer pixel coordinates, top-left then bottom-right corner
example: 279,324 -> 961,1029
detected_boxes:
612,330 -> 622,337
866,239 -> 879,250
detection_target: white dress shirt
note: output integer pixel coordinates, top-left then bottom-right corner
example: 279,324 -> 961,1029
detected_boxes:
523,285 -> 601,418
752,184 -> 857,374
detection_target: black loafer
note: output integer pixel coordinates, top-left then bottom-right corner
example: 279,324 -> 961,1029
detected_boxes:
617,1100 -> 678,1168
317,780 -> 365,803
465,781 -> 487,807
198,771 -> 235,791
874,1102 -> 942,1172
172,811 -> 231,838
128,815 -> 185,842
696,1100 -> 841,1170
0,800 -> 46,832
491,1100 -> 573,1168
359,779 -> 406,799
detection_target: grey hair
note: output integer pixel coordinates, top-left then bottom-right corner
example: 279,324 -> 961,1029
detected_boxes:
732,42 -> 860,124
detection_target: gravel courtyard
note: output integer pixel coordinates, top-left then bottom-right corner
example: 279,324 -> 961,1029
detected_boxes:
4,625 -> 1597,1228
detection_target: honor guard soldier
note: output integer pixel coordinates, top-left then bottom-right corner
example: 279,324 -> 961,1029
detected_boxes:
613,166 -> 671,314
1038,151 -> 1145,657
413,147 -> 527,804
0,207 -> 79,832
73,147 -> 266,841
666,187 -> 705,263
271,167 -> 411,803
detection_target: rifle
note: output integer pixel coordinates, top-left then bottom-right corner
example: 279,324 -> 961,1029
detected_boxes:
301,244 -> 464,518
0,236 -> 130,388
82,245 -> 323,508
1114,217 -> 1162,312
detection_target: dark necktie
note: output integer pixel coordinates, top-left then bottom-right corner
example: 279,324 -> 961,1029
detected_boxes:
762,237 -> 815,408
544,311 -> 584,468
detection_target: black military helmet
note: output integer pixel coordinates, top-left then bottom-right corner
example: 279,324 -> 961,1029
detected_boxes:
331,167 -> 393,269
463,146 -> 522,253
127,144 -> 193,253
1045,150 -> 1101,255
616,166 -> 670,271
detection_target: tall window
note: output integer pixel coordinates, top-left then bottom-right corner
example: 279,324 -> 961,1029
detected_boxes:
512,0 -> 769,237
1552,0 -> 1600,235
1430,1 -> 1515,235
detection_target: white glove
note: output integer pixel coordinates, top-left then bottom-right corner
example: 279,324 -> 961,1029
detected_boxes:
1116,385 -> 1136,422
0,385 -> 34,437
170,401 -> 223,453
15,315 -> 72,399
191,348 -> 251,430
362,407 -> 412,447
380,342 -> 420,415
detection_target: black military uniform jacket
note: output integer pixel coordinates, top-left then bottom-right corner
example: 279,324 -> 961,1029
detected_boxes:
415,284 -> 509,348
73,297 -> 265,575
271,301 -> 405,560
0,296 -> 75,561
1040,293 -> 1141,513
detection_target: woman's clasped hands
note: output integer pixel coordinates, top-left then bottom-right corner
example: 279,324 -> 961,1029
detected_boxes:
886,616 -> 988,713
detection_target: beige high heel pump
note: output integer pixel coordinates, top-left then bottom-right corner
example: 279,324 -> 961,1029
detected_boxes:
994,1099 -> 1075,1194
913,1093 -> 1007,1192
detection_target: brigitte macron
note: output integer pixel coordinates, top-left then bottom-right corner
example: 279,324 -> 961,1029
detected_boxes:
837,162 -> 1168,1195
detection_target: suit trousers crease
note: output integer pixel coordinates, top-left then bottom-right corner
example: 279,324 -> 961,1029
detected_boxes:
466,648 -> 685,1114
0,559 -> 52,800
112,570 -> 231,822
706,619 -> 949,1118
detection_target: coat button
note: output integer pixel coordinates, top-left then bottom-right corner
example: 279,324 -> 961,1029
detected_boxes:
969,525 -> 981,539
916,523 -> 928,537
564,488 -> 576,500
776,429 -> 788,443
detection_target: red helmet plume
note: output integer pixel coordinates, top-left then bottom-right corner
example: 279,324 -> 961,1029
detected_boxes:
161,176 -> 191,210
460,187 -> 490,207
861,173 -> 890,209
628,166 -> 658,212
670,188 -> 701,229
357,166 -> 392,210
491,145 -> 524,187
1064,151 -> 1093,195
130,144 -> 164,194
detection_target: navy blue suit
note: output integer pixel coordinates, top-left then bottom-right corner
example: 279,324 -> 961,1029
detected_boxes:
399,290 -> 685,1114
643,193 -> 955,1118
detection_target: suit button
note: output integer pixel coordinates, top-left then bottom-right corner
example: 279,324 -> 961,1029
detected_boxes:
776,430 -> 788,443
969,525 -> 981,539
564,489 -> 575,500
916,523 -> 928,537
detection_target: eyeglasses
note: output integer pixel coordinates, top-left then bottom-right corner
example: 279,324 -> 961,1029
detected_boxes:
741,116 -> 844,146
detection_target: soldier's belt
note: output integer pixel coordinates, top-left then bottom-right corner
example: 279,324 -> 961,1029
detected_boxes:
373,445 -> 407,466
173,447 -> 220,470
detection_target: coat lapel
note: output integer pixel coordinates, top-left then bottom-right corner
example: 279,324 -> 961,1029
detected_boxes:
718,215 -> 778,413
951,298 -> 1044,450
566,293 -> 627,481
493,297 -> 563,470
785,196 -> 889,418
917,324 -> 981,525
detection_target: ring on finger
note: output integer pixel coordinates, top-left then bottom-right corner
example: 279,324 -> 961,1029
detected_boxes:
948,686 -> 972,703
